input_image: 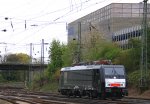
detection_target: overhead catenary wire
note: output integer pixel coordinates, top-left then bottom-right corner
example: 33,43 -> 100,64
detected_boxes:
52,0 -> 109,22
0,0 -> 136,24
24,0 -> 93,21
0,0 -> 108,31
0,0 -> 94,22
0,0 -> 137,47
0,0 -> 105,43
0,40 -> 49,54
0,0 -> 108,46
14,24 -> 51,44
0,0 -> 143,59
13,0 -> 108,44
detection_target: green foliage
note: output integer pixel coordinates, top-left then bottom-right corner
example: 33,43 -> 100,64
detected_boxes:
128,39 -> 141,71
99,43 -> 121,61
49,39 -> 63,68
16,53 -> 30,63
6,54 -> 18,63
115,50 -> 132,72
128,70 -> 150,88
0,73 -> 5,82
2,70 -> 23,81
53,69 -> 60,81
78,31 -> 121,62
32,68 -> 59,92
31,71 -> 50,90
47,39 -> 63,80
6,53 -> 30,63
115,39 -> 141,73
47,63 -> 55,77
128,70 -> 141,87
61,42 -> 76,66
1,53 -> 30,82
40,82 -> 59,92
82,32 -> 105,61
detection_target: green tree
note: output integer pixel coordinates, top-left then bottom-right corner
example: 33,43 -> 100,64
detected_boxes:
47,39 -> 63,79
115,50 -> 132,72
6,53 -> 30,63
6,54 -> 18,63
17,53 -> 30,63
61,42 -> 76,66
115,39 -> 141,73
2,53 -> 30,81
81,31 -> 121,62
128,39 -> 141,71
99,43 -> 121,62
82,31 -> 106,61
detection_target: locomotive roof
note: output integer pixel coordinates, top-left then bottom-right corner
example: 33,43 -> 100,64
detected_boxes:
61,64 -> 124,71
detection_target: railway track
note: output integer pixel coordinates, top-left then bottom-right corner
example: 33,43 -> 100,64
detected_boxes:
0,87 -> 150,104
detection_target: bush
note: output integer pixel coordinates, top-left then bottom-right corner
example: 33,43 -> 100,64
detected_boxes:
51,69 -> 60,82
0,74 -> 5,82
128,70 -> 141,87
128,70 -> 150,88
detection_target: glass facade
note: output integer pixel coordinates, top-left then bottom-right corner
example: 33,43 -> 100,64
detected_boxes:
111,3 -> 146,18
68,3 -> 150,46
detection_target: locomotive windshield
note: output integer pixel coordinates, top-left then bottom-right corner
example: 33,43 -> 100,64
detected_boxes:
104,67 -> 125,78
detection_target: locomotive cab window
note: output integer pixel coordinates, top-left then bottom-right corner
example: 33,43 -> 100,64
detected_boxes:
104,67 -> 125,78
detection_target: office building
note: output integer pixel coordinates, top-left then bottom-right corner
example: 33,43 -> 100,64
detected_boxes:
68,3 -> 150,48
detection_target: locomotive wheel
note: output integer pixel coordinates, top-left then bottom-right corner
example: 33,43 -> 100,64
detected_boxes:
67,90 -> 72,97
99,92 -> 106,100
101,94 -> 106,100
91,91 -> 98,98
88,92 -> 93,99
79,94 -> 82,98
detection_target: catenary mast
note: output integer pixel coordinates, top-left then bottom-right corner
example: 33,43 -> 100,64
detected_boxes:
140,0 -> 148,89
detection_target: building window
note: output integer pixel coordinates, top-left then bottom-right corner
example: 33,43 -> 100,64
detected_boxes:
132,3 -> 140,9
113,8 -> 123,13
123,13 -> 131,17
123,8 -> 132,13
113,3 -> 122,8
112,12 -> 123,17
123,4 -> 132,8
132,13 -> 140,17
132,8 -> 140,14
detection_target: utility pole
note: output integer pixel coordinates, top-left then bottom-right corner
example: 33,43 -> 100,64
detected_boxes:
28,43 -> 32,86
140,0 -> 148,90
41,39 -> 44,72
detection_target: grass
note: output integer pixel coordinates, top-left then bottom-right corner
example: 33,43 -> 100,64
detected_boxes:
39,81 -> 59,93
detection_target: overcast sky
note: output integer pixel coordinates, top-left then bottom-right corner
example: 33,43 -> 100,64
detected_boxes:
0,0 -> 146,59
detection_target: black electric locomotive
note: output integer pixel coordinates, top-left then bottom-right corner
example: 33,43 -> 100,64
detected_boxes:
58,61 -> 128,99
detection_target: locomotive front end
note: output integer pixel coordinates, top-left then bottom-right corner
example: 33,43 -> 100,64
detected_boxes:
103,65 -> 128,99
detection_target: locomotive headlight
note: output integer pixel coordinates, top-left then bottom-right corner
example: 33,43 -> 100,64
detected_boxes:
108,84 -> 111,87
120,82 -> 125,87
